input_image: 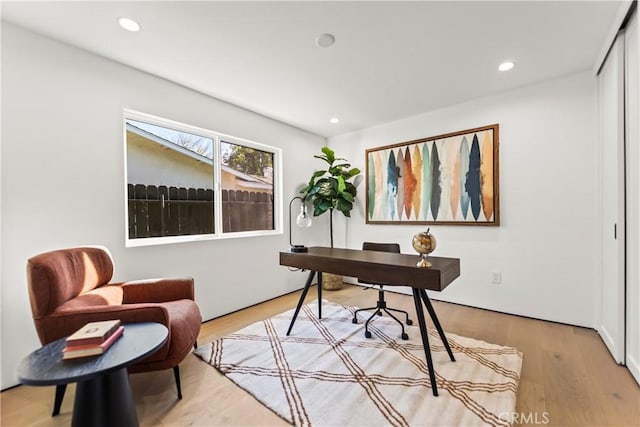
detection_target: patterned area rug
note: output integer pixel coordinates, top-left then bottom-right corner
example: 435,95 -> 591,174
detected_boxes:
194,301 -> 522,427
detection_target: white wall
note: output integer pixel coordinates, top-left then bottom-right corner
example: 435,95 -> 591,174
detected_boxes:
0,23 -> 326,389
330,72 -> 598,328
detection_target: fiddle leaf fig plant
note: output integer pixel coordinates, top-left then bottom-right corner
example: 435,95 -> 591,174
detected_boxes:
300,146 -> 360,248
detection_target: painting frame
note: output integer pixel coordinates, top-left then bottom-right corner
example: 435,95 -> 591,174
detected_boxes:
365,124 -> 499,226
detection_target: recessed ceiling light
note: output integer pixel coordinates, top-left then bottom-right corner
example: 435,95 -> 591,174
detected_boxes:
316,33 -> 336,48
330,117 -> 339,124
498,61 -> 515,72
118,17 -> 140,32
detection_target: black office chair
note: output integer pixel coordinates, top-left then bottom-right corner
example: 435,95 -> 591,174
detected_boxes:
352,242 -> 413,340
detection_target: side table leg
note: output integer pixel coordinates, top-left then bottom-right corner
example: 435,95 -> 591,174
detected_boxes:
412,288 -> 438,396
72,368 -> 138,427
52,383 -> 67,416
286,270 -> 316,336
419,289 -> 456,362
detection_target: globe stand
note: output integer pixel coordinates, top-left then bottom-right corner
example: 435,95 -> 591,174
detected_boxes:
416,253 -> 432,268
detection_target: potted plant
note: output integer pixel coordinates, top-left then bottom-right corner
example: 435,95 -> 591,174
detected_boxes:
300,146 -> 360,289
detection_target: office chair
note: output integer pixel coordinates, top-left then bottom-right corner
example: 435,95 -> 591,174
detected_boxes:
352,242 -> 413,340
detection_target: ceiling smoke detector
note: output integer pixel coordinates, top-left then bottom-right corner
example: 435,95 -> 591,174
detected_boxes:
316,33 -> 335,48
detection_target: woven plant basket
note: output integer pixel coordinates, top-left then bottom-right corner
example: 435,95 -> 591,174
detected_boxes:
322,273 -> 344,291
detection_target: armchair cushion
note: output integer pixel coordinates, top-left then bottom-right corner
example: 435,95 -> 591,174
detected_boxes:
59,284 -> 125,308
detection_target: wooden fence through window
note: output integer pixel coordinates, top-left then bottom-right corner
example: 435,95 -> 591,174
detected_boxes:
128,184 -> 273,238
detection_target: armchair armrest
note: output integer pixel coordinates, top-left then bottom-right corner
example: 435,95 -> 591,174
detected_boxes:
121,277 -> 195,304
36,304 -> 170,345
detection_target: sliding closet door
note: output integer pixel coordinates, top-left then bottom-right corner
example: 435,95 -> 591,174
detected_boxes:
625,9 -> 639,384
597,33 -> 626,364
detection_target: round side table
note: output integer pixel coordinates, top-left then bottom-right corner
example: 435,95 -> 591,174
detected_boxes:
17,322 -> 168,427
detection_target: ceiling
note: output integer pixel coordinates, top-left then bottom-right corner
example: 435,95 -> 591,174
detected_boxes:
1,1 -> 623,138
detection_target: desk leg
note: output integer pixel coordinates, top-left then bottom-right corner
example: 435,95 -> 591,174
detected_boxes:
412,288 -> 438,396
419,289 -> 455,362
317,272 -> 322,319
286,270 -> 316,336
72,368 -> 138,427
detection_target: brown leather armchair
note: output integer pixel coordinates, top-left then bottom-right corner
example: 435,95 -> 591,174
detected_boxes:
26,246 -> 202,416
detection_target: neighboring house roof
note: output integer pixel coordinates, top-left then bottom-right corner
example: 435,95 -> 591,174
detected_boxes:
224,167 -> 271,190
127,123 -> 273,191
128,122 -> 212,165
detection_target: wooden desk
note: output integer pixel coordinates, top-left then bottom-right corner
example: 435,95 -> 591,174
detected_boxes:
280,246 -> 461,396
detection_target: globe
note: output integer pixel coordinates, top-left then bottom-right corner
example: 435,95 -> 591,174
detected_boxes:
412,229 -> 436,268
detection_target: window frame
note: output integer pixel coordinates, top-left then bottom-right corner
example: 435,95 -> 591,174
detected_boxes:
123,109 -> 282,247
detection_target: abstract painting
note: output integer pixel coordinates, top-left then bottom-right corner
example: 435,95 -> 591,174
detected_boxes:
366,124 -> 499,225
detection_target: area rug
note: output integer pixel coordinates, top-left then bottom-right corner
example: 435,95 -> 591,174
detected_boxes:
194,300 -> 523,427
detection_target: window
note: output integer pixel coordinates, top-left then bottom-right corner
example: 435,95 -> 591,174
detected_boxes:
124,110 -> 280,246
220,139 -> 275,233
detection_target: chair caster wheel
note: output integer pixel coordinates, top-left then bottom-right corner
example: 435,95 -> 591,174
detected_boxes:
401,333 -> 409,340
406,319 -> 413,326
352,318 -> 358,324
377,312 -> 383,316
365,331 -> 372,339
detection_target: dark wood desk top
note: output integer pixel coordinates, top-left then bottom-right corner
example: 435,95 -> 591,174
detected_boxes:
280,246 -> 460,291
17,322 -> 168,386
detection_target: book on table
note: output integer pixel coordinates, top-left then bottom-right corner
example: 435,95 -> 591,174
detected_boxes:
66,319 -> 121,346
63,325 -> 124,360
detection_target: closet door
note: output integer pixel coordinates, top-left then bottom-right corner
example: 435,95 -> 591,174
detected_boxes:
625,10 -> 639,384
598,33 -> 626,364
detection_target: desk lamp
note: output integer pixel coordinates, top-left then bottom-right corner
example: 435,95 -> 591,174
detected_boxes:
289,196 -> 312,252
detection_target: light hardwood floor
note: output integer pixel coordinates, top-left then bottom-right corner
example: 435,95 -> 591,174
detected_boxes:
1,284 -> 639,426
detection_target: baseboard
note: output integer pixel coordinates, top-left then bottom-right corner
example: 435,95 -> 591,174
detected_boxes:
346,280 -> 596,331
626,353 -> 640,385
598,325 -> 624,364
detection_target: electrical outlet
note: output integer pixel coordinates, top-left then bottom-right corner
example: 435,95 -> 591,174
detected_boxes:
491,271 -> 502,284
